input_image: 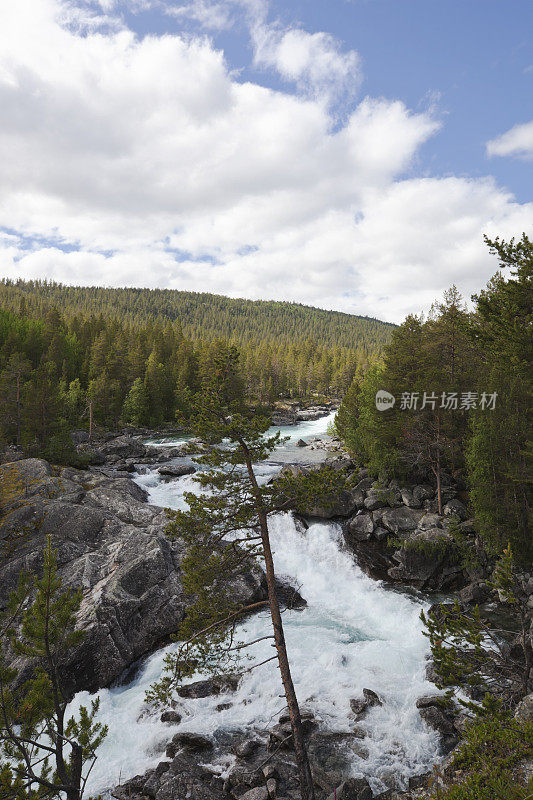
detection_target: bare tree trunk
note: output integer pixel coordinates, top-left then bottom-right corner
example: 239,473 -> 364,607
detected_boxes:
88,400 -> 93,441
257,505 -> 315,800
241,448 -> 315,800
16,371 -> 21,447
67,742 -> 83,800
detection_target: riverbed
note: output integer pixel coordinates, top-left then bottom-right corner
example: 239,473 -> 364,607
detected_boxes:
68,413 -> 440,796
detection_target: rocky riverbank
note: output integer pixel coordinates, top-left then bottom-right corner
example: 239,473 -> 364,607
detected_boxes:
1,421 -> 531,800
0,456 -> 267,695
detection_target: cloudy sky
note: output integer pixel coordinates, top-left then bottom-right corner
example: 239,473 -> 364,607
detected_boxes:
0,0 -> 532,323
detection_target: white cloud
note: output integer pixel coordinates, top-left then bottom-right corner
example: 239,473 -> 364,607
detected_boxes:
165,1 -> 235,31
254,27 -> 362,104
487,120 -> 533,161
0,0 -> 531,324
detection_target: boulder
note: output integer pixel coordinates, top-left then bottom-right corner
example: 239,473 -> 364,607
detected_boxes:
0,457 -> 52,483
240,788 -> 269,800
327,778 -> 373,800
363,492 -> 388,511
413,485 -> 434,503
307,490 -> 357,519
98,435 -> 147,460
82,478 -> 155,525
177,673 -> 241,699
235,739 -> 261,759
157,464 -> 197,477
418,705 -> 458,752
459,581 -> 491,605
388,529 -> 454,589
417,513 -> 446,531
349,688 -> 382,720
353,477 -> 373,493
165,732 -> 213,758
380,507 -> 424,535
347,514 -> 374,542
161,710 -> 182,724
373,526 -> 389,542
399,488 -> 421,509
415,695 -> 446,710
275,578 -> 307,609
296,439 -> 308,448
515,693 -> 533,723
351,489 -> 366,510
443,498 -> 469,521
0,460 -> 267,696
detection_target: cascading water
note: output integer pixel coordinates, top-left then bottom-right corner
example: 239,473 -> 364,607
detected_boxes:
67,413 -> 441,796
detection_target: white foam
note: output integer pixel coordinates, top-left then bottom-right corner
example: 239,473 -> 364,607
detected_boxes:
67,413 -> 440,795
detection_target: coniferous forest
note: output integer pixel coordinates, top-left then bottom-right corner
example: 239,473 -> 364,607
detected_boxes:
0,279 -> 393,461
335,235 -> 532,563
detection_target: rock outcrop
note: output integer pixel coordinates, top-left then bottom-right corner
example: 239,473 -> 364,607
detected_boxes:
0,458 -> 267,695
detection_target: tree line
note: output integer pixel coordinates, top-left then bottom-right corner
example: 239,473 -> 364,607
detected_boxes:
0,286 -> 393,461
335,234 -> 532,562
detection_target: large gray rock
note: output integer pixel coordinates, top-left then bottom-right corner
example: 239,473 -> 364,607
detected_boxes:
413,485 -> 434,503
166,732 -> 213,757
380,507 -> 424,535
307,490 -> 357,519
399,488 -> 421,508
347,514 -> 374,542
443,498 -> 469,521
0,460 -> 267,696
363,492 -> 388,511
327,778 -> 373,800
515,693 -> 533,723
158,464 -> 197,477
418,704 -> 458,752
388,529 -> 455,589
177,674 -> 241,699
97,435 -> 147,460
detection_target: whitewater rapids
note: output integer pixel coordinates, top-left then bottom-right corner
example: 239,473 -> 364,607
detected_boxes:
68,414 -> 440,795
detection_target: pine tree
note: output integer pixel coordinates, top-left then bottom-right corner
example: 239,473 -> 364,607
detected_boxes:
0,538 -> 107,799
148,345 -> 346,800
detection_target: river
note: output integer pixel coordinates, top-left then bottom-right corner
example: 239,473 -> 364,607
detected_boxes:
68,412 -> 440,796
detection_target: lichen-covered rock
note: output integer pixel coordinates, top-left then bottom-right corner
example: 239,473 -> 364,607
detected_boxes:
515,693 -> 533,723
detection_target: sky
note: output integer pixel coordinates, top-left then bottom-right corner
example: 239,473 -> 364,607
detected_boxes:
0,0 -> 532,323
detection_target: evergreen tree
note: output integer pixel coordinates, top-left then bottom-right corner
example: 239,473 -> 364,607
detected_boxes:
122,378 -> 149,426
148,345 -> 346,800
466,235 -> 532,561
0,353 -> 31,446
0,538 -> 107,800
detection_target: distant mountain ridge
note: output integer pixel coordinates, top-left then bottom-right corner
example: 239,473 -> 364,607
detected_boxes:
0,280 -> 394,352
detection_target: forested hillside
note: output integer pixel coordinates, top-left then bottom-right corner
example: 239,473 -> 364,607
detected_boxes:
336,234 -> 532,563
0,281 -> 392,347
0,279 -> 393,460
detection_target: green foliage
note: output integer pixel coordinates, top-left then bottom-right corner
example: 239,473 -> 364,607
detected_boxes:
0,280 -> 392,462
429,701 -> 533,800
0,538 -> 107,800
121,377 -> 149,426
421,546 -> 531,711
466,236 -> 531,561
147,344 -> 347,708
336,235 -> 532,560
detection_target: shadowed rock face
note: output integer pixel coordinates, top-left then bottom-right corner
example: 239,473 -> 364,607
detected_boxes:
0,459 -> 267,696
